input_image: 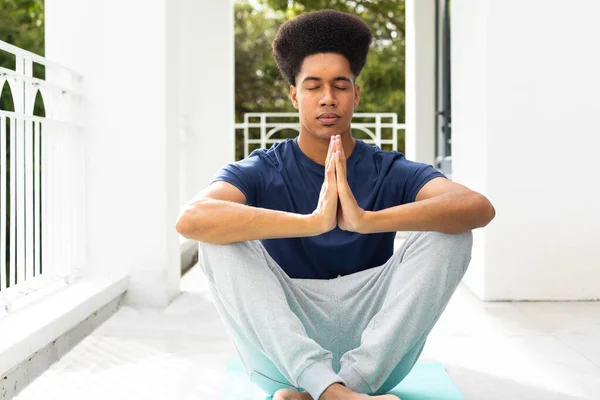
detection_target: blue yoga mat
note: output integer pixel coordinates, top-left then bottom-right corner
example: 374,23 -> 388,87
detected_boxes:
220,359 -> 465,400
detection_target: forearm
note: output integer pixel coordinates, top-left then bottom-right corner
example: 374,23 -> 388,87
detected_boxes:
361,191 -> 495,234
176,199 -> 321,244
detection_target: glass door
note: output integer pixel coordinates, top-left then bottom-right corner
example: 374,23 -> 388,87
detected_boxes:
435,0 -> 452,176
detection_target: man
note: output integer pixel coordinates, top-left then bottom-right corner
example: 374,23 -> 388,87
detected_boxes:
176,9 -> 495,400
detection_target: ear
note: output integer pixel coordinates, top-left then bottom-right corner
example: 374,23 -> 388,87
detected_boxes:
354,84 -> 361,109
290,85 -> 299,109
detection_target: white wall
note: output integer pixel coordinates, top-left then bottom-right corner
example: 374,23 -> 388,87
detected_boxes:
452,0 -> 600,300
45,0 -> 236,307
405,0 -> 436,165
450,0 -> 489,300
178,0 -> 235,206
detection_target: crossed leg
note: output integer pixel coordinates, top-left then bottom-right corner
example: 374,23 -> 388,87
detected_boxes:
198,230 -> 472,399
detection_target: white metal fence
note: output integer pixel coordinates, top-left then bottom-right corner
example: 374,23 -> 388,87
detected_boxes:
0,40 -> 85,316
235,112 -> 405,158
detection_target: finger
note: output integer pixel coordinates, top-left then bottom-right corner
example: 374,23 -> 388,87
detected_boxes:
335,152 -> 345,190
340,147 -> 347,176
335,151 -> 346,181
336,137 -> 346,169
335,139 -> 346,173
326,139 -> 335,172
330,150 -> 337,179
327,149 -> 337,184
336,154 -> 348,204
338,152 -> 353,197
335,137 -> 347,175
327,162 -> 337,201
325,135 -> 335,165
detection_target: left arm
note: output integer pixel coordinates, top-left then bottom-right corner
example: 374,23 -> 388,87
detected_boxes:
333,136 -> 496,235
359,178 -> 496,234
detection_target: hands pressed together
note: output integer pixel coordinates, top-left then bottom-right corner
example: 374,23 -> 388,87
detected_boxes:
312,135 -> 367,234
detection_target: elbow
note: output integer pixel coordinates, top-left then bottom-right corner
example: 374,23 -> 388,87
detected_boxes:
485,202 -> 496,225
474,193 -> 496,228
175,201 -> 208,240
175,200 -> 226,243
175,213 -> 195,239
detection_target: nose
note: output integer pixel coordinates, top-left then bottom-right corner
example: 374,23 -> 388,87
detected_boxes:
319,87 -> 337,108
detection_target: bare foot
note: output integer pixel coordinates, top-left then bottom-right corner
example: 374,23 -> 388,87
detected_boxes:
273,388 -> 313,400
320,383 -> 401,400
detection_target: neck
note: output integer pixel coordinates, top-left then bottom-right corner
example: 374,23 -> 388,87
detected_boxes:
297,130 -> 356,166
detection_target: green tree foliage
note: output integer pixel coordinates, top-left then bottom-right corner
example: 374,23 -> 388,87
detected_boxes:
234,3 -> 291,159
0,0 -> 45,56
1,1 -> 45,272
235,4 -> 292,118
1,0 -> 405,158
235,0 -> 406,159
0,0 -> 45,113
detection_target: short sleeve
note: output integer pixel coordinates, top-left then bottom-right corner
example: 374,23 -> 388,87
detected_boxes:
393,158 -> 446,204
211,151 -> 266,206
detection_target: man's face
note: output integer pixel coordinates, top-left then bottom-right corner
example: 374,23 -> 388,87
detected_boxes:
290,53 -> 361,140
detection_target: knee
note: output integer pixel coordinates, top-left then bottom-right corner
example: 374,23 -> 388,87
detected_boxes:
198,242 -> 251,281
198,241 -> 227,270
200,240 -> 260,259
198,240 -> 262,278
431,231 -> 473,277
200,240 -> 239,255
413,230 -> 473,255
404,231 -> 473,277
439,230 -> 473,253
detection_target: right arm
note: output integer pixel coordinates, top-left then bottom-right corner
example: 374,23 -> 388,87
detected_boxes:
176,183 -> 326,244
176,137 -> 339,245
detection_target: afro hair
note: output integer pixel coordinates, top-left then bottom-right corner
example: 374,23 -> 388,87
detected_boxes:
272,9 -> 373,86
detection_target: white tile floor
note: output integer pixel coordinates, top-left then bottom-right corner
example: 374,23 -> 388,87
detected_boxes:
15,263 -> 600,400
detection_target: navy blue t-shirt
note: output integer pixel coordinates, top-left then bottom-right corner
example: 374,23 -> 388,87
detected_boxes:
212,138 -> 444,279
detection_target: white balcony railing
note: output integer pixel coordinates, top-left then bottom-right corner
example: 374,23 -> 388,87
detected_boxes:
235,112 -> 404,158
0,40 -> 85,317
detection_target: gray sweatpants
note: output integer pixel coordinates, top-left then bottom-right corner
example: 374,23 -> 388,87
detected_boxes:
199,231 -> 472,400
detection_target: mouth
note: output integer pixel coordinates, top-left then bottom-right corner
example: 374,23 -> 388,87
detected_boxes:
317,113 -> 340,125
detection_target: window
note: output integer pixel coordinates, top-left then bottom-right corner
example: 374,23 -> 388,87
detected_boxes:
435,0 -> 452,176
